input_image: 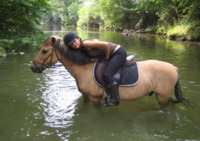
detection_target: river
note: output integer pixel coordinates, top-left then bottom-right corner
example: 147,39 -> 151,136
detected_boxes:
0,27 -> 200,141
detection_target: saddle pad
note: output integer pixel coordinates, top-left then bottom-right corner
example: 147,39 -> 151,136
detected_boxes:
93,61 -> 139,87
119,63 -> 139,86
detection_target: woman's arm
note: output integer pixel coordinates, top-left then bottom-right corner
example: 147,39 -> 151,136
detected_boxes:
82,41 -> 110,59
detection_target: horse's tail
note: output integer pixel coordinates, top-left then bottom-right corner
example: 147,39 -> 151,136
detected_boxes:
173,69 -> 185,103
174,79 -> 185,103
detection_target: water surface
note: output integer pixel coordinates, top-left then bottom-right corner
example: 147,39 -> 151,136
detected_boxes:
0,27 -> 200,141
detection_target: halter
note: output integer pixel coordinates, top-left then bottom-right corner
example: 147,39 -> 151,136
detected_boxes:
32,40 -> 60,68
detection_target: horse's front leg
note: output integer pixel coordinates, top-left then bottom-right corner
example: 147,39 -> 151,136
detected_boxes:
82,94 -> 90,103
81,92 -> 102,102
82,94 -> 102,107
88,95 -> 102,103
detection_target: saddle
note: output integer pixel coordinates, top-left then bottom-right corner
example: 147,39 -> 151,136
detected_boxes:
94,55 -> 139,86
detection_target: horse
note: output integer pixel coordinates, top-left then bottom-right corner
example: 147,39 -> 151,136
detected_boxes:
31,36 -> 185,107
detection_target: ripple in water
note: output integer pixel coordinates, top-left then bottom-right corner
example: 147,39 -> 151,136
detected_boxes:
39,63 -> 81,136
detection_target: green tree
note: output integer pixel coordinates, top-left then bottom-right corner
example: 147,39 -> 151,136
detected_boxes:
97,0 -> 125,28
61,0 -> 82,25
0,0 -> 49,56
67,2 -> 80,25
77,0 -> 101,28
89,0 -> 135,29
0,0 -> 49,37
47,0 -> 65,20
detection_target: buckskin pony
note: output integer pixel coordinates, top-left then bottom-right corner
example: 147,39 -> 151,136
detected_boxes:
31,36 -> 185,107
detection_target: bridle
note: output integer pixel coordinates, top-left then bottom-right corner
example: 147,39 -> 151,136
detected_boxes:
32,40 -> 60,68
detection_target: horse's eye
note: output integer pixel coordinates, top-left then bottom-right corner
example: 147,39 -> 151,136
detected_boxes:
42,50 -> 48,54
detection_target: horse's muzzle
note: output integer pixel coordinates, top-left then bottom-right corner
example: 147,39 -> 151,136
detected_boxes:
31,66 -> 46,73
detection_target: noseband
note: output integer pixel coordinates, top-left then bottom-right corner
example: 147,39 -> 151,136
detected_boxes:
32,39 -> 60,68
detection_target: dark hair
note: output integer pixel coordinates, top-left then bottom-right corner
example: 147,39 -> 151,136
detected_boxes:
57,39 -> 93,65
64,47 -> 92,65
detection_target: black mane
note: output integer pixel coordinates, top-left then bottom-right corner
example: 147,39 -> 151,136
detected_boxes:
55,38 -> 93,65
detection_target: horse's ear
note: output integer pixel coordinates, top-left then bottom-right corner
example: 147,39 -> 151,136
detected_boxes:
51,37 -> 57,45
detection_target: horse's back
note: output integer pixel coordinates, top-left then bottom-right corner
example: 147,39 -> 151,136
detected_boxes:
137,60 -> 178,74
137,59 -> 178,92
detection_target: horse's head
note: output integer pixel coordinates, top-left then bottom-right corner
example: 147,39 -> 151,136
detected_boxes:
31,36 -> 61,73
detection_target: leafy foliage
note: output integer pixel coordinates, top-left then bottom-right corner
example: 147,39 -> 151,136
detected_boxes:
0,0 -> 49,56
1,0 -> 199,57
0,0 -> 49,36
77,1 -> 101,27
67,2 -> 80,25
93,0 -> 135,29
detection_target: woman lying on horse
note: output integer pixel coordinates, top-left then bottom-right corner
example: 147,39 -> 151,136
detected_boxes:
63,32 -> 127,107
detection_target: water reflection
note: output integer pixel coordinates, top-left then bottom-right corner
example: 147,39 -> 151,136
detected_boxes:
39,62 -> 81,136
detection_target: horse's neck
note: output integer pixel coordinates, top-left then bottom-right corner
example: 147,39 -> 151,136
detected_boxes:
55,39 -> 94,79
58,56 -> 77,77
58,52 -> 94,79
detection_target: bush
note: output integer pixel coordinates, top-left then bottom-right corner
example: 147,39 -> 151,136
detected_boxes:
0,30 -> 47,57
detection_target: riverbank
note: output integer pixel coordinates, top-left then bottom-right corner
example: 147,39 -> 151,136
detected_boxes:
122,27 -> 200,42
